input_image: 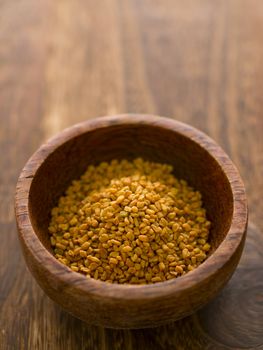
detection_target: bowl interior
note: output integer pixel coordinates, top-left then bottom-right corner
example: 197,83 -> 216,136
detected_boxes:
29,123 -> 233,258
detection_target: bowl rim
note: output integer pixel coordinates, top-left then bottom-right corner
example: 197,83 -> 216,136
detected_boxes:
15,114 -> 248,300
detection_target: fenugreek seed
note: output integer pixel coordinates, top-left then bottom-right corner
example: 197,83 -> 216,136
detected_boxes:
131,206 -> 138,213
196,253 -> 206,261
182,248 -> 189,259
110,239 -> 121,245
79,250 -> 87,258
91,219 -> 98,227
58,258 -> 68,265
179,242 -> 185,249
172,223 -> 180,232
168,213 -> 176,220
93,270 -> 99,279
191,256 -> 197,264
160,218 -> 168,226
87,255 -> 101,264
116,195 -> 125,204
60,239 -> 69,246
89,263 -> 98,270
63,232 -> 71,239
70,266 -> 80,273
167,242 -> 175,249
197,217 -> 206,223
138,235 -> 149,242
203,243 -> 211,251
167,255 -> 176,262
134,263 -> 141,271
81,242 -> 90,250
145,272 -> 152,281
131,254 -> 138,262
175,266 -> 184,274
137,201 -> 144,208
109,257 -> 118,265
110,251 -> 119,257
151,276 -> 162,283
182,223 -> 191,231
99,233 -> 109,242
79,223 -> 88,230
122,245 -> 132,253
126,232 -> 135,241
159,262 -> 165,271
152,225 -> 162,233
56,243 -> 66,250
134,247 -> 142,255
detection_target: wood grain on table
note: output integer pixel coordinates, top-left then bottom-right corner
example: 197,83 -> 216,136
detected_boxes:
0,1 -> 262,349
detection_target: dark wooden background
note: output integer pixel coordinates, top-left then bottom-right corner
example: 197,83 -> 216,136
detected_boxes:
0,1 -> 262,349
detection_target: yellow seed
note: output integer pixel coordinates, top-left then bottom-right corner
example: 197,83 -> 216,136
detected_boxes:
116,195 -> 125,203
81,242 -> 90,250
79,223 -> 88,230
70,217 -> 78,226
79,250 -> 87,258
151,276 -> 162,283
182,223 -> 191,231
175,266 -> 184,274
138,235 -> 149,242
182,248 -> 189,259
58,258 -> 68,265
134,263 -> 141,271
145,272 -> 152,281
131,254 -> 138,262
122,245 -> 132,253
99,233 -> 109,242
134,247 -> 142,255
191,256 -> 197,264
167,255 -> 176,262
94,270 -> 99,279
137,201 -> 144,208
91,219 -> 98,227
167,242 -> 175,249
56,243 -> 66,250
50,237 -> 56,246
159,262 -> 165,271
110,239 -> 121,245
131,206 -> 138,213
203,243 -> 211,251
71,266 -> 79,272
109,258 -> 118,265
89,263 -> 98,270
87,255 -> 101,264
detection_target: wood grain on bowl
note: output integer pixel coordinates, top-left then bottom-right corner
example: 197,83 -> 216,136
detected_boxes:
15,115 -> 247,329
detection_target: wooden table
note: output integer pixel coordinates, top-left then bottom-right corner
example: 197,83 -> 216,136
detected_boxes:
0,1 -> 262,349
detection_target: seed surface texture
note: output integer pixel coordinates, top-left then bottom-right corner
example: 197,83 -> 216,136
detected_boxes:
49,158 -> 211,284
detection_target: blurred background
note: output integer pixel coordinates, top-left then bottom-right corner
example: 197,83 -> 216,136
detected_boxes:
0,1 -> 262,349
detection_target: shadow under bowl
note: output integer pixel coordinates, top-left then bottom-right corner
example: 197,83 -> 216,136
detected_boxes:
15,114 -> 248,329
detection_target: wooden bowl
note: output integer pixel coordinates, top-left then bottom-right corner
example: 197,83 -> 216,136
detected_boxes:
15,114 -> 248,329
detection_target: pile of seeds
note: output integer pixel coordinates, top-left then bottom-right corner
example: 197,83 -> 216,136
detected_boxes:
49,158 -> 211,284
